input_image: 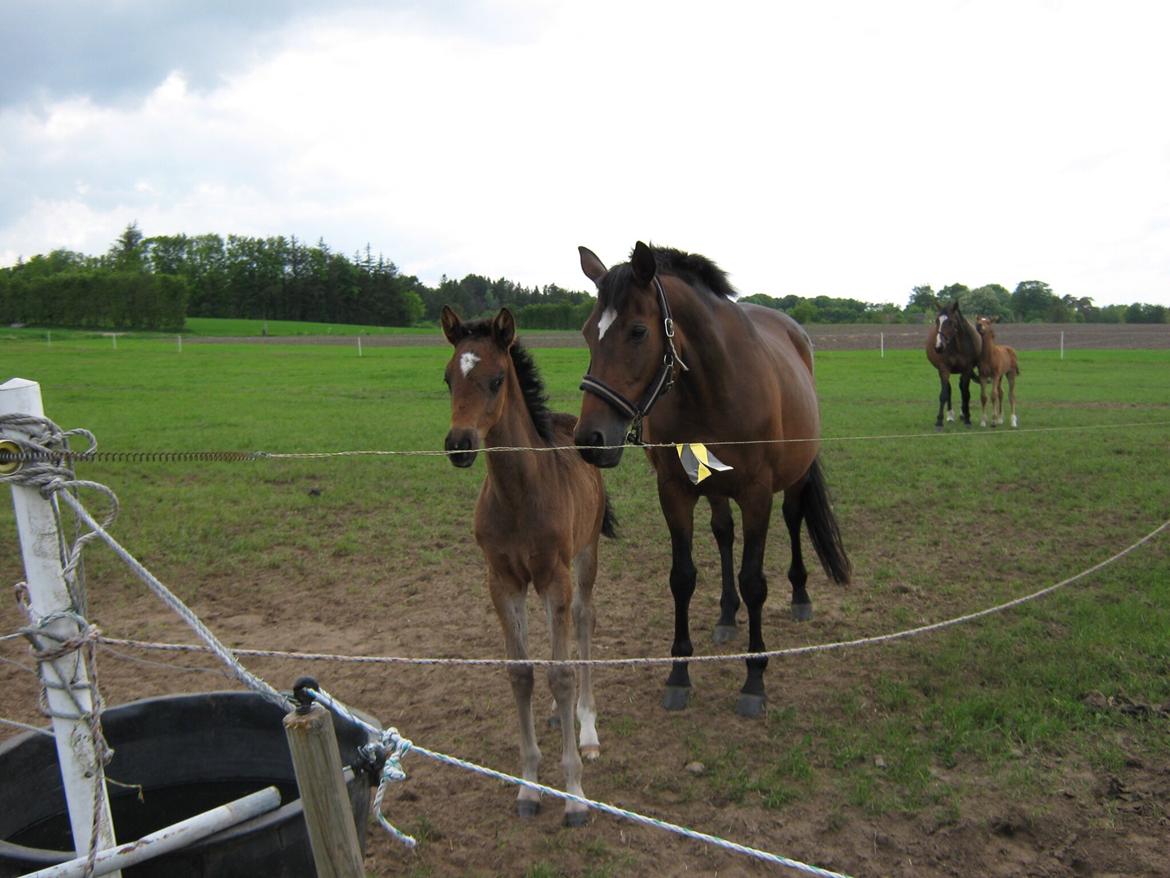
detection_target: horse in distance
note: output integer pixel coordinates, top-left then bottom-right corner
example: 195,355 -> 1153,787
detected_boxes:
975,315 -> 1021,428
926,300 -> 982,430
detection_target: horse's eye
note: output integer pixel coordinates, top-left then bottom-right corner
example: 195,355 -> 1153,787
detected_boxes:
630,324 -> 648,341
489,374 -> 504,393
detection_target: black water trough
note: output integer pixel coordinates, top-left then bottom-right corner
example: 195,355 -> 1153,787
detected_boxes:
0,691 -> 376,877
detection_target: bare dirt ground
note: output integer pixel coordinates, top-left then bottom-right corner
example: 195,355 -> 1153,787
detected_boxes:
3,322 -> 1169,877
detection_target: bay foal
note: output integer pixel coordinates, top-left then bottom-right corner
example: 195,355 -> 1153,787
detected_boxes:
975,316 -> 1021,428
442,306 -> 615,825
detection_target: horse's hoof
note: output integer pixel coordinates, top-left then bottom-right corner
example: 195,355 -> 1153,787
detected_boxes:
663,686 -> 691,711
934,424 -> 944,432
734,693 -> 767,718
581,744 -> 600,761
713,624 -> 738,644
516,799 -> 540,819
547,714 -> 561,729
563,810 -> 589,828
791,602 -> 813,622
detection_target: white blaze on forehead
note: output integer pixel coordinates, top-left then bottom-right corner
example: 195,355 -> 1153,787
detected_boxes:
459,351 -> 480,377
597,307 -> 618,340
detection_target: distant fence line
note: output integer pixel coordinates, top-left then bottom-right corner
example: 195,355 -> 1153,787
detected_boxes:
172,322 -> 1170,351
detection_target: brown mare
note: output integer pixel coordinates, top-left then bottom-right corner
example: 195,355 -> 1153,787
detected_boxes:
441,306 -> 616,826
573,242 -> 851,718
926,300 -> 982,430
975,316 -> 1020,428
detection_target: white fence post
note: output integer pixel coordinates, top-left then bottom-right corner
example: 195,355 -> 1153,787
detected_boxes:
0,377 -> 121,869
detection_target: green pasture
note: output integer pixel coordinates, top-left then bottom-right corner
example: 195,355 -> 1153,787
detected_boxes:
2,335 -> 1169,847
2,315 -> 451,341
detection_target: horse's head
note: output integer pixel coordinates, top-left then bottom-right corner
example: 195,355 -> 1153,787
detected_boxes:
440,305 -> 516,468
574,242 -> 678,468
976,315 -> 999,340
934,301 -> 963,352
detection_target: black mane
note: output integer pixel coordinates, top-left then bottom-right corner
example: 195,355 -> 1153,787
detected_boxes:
456,320 -> 554,442
597,244 -> 737,310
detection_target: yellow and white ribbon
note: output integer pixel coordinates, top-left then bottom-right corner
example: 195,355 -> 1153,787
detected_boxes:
675,443 -> 733,485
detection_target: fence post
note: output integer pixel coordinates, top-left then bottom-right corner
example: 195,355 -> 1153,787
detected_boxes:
880,332 -> 884,359
1060,330 -> 1065,360
283,678 -> 365,878
0,378 -> 120,869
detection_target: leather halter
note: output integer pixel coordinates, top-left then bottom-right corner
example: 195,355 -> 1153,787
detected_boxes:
579,275 -> 687,445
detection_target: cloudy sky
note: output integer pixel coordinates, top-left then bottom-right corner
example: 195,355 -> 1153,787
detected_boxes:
2,1 -> 1168,306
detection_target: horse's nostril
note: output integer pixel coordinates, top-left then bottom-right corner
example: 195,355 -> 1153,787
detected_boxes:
588,431 -> 604,447
458,436 -> 471,451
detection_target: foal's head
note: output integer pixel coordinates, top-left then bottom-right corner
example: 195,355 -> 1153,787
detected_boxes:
442,304 -> 552,468
933,301 -> 964,352
976,315 -> 999,341
441,306 -> 518,467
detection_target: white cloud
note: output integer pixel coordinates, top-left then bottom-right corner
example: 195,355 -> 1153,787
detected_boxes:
2,0 -> 1169,306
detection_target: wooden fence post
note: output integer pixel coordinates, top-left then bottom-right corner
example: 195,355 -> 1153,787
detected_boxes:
283,678 -> 365,878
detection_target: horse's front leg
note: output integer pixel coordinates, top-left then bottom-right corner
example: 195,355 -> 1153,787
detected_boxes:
709,495 -> 739,644
542,561 -> 588,826
488,569 -> 542,818
936,369 -> 952,430
958,372 -> 974,426
735,486 -> 774,718
659,477 -> 699,711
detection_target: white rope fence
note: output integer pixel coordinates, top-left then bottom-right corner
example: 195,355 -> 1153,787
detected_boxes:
89,514 -> 1170,670
3,409 -> 1168,877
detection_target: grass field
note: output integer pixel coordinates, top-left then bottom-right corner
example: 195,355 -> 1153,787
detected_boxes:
2,334 -> 1169,876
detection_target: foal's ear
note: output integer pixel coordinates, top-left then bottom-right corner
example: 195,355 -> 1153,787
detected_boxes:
579,246 -> 607,286
492,308 -> 516,350
440,305 -> 463,345
631,241 -> 656,286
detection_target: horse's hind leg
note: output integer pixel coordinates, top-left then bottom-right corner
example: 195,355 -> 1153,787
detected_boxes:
542,563 -> 588,826
782,487 -> 812,621
735,486 -> 774,718
571,542 -> 600,761
489,572 -> 542,818
1007,372 -> 1018,428
709,495 -> 739,643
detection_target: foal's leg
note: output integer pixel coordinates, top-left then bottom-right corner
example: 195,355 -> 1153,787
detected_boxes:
735,486 -> 774,718
659,478 -> 699,711
979,375 -> 990,428
571,541 -> 600,761
488,570 -> 542,817
994,374 -> 1005,426
542,562 -> 588,826
709,495 -> 739,644
1007,372 -> 1018,428
782,488 -> 812,621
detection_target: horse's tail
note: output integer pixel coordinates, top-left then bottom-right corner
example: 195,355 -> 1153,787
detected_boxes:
1010,348 -> 1020,375
601,491 -> 618,539
802,456 -> 852,585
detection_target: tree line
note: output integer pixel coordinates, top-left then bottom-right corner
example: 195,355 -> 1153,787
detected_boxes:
0,224 -> 594,332
1,224 -> 1165,332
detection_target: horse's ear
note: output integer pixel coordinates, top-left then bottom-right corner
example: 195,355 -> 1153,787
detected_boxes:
991,315 -> 1001,323
631,241 -> 656,286
440,305 -> 463,345
579,246 -> 607,286
492,308 -> 516,350
948,300 -> 961,314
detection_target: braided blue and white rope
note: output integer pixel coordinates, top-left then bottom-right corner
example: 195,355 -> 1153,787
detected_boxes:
308,687 -> 852,878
